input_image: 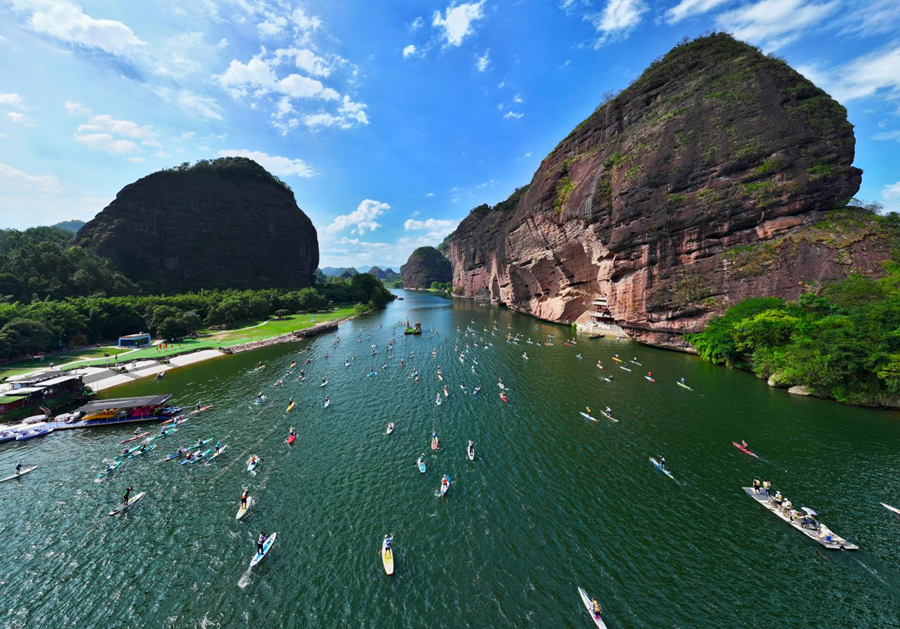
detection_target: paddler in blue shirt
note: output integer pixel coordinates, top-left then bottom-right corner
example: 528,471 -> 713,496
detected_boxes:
384,534 -> 392,551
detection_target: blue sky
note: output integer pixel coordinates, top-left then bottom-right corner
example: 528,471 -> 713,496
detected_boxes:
1,0 -> 899,270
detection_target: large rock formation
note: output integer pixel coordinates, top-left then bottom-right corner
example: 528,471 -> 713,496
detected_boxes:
444,34 -> 892,348
76,158 -> 318,291
401,246 -> 452,288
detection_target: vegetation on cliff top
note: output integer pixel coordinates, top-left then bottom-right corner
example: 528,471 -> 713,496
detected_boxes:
159,156 -> 294,196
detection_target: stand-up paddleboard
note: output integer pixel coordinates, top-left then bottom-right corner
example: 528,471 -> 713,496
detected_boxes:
324,398 -> 331,409
250,532 -> 276,568
0,466 -> 37,483
882,502 -> 900,515
286,401 -> 296,413
386,423 -> 394,435
209,445 -> 228,460
436,476 -> 451,497
236,496 -> 253,520
578,586 -> 608,628
580,411 -> 598,422
381,537 -> 394,576
676,381 -> 693,391
467,445 -> 475,461
247,456 -> 260,473
650,457 -> 676,482
128,444 -> 155,458
599,410 -> 619,423
417,458 -> 427,474
108,492 -> 145,516
287,434 -> 296,445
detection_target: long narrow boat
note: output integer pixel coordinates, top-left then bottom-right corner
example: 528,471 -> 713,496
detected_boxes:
96,461 -> 122,479
580,411 -> 598,422
599,410 -> 619,423
577,586 -> 608,628
882,502 -> 900,515
732,441 -> 759,459
742,487 -> 858,550
122,431 -> 152,444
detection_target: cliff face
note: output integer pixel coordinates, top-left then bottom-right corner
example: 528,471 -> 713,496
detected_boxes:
76,158 -> 318,292
401,246 -> 452,288
445,34 -> 890,348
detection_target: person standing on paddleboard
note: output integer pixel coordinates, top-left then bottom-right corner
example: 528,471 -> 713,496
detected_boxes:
257,532 -> 266,554
241,490 -> 249,510
16,461 -> 22,474
123,486 -> 132,505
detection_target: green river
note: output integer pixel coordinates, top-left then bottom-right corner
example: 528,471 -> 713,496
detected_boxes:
3,290 -> 900,627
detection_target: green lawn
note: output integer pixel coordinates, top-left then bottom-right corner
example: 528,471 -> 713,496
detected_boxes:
1,309 -> 355,379
0,346 -> 130,379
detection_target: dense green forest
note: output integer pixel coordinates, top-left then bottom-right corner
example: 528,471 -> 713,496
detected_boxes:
686,265 -> 900,407
0,226 -> 393,362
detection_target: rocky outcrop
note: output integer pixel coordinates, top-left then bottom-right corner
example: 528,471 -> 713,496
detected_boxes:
444,34 -> 891,348
76,157 -> 318,292
401,246 -> 452,288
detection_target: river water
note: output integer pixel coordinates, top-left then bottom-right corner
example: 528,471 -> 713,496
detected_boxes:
2,290 -> 899,627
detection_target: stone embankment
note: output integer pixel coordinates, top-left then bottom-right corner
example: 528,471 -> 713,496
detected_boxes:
220,319 -> 347,354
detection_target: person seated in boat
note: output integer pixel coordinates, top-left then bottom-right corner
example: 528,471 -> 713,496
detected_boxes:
659,456 -> 667,470
773,491 -> 783,505
214,441 -> 222,453
741,440 -> 749,449
184,451 -> 193,461
782,500 -> 793,515
241,490 -> 249,509
196,438 -> 204,447
752,478 -> 761,493
441,475 -> 449,488
799,513 -> 818,530
592,599 -> 602,618
257,531 -> 266,554
105,462 -> 114,472
139,444 -> 146,452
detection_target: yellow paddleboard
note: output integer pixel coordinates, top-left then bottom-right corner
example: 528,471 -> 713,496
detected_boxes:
381,540 -> 394,575
286,402 -> 296,412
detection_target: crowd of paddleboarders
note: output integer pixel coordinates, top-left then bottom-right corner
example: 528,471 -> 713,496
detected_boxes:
5,312 -> 897,626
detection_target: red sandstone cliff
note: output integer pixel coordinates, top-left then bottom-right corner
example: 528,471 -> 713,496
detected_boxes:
444,34 -> 891,349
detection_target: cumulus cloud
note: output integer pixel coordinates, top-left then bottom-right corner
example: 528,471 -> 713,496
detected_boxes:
304,95 -> 369,130
6,112 -> 36,126
883,181 -> 900,212
63,100 -> 90,116
476,50 -> 490,71
0,93 -> 25,110
409,16 -> 424,31
587,0 -> 648,47
8,0 -> 146,56
716,0 -> 839,51
403,44 -> 417,58
404,217 -> 458,239
796,43 -> 900,107
71,112 -> 159,154
432,1 -> 486,47
664,0 -> 730,24
217,149 -> 316,177
503,110 -> 524,119
175,90 -> 223,120
326,199 -> 390,234
0,162 -> 62,193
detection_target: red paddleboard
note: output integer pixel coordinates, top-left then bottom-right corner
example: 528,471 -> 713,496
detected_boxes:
287,434 -> 296,445
732,441 -> 759,459
122,431 -> 151,444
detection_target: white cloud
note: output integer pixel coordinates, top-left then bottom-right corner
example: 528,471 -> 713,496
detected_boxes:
798,44 -> 900,107
664,0 -> 730,24
8,0 -> 146,56
426,192 -> 435,197
128,157 -> 145,163
716,0 -> 839,51
155,150 -> 170,158
326,199 -> 390,234
409,16 -> 424,31
404,217 -> 458,240
432,1 -> 486,47
838,0 -> 900,38
74,133 -> 137,154
6,112 -> 36,126
274,47 -> 337,77
513,94 -> 523,103
63,100 -> 90,116
588,0 -> 648,47
176,90 -> 223,120
198,146 -> 210,151
883,181 -> 900,212
0,162 -> 62,193
0,93 -> 25,109
503,110 -> 524,119
403,44 -> 417,58
178,131 -> 196,140
217,149 -> 316,177
304,95 -> 369,129
476,50 -> 490,71
875,130 -> 900,141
